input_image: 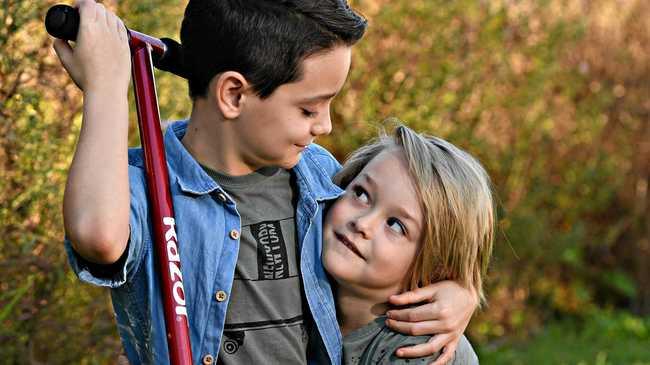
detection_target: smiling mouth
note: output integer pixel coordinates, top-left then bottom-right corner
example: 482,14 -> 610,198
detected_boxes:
295,140 -> 314,148
334,232 -> 365,260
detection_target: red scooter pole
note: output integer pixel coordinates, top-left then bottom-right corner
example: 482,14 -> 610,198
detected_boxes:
45,5 -> 192,364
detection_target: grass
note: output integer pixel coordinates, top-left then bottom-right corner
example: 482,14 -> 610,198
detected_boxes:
476,311 -> 650,365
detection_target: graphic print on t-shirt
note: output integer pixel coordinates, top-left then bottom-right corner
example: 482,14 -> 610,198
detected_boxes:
252,220 -> 290,280
220,216 -> 306,363
222,331 -> 245,355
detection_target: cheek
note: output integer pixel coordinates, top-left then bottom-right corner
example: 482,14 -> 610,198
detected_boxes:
321,235 -> 351,283
322,207 -> 340,264
322,242 -> 334,271
370,241 -> 417,280
325,200 -> 347,227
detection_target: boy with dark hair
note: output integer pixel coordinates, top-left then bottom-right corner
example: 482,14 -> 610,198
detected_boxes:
181,0 -> 367,99
53,0 -> 477,364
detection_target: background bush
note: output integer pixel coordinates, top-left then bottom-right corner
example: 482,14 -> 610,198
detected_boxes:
1,0 -> 648,363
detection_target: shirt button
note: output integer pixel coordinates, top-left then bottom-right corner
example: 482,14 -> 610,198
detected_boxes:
202,354 -> 215,365
229,229 -> 240,240
217,192 -> 227,203
215,290 -> 228,302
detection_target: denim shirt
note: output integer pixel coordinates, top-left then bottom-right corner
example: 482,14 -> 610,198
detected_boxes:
65,121 -> 344,364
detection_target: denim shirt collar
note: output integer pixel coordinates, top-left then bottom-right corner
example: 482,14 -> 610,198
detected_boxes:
165,120 -> 343,200
293,150 -> 343,202
164,121 -> 221,195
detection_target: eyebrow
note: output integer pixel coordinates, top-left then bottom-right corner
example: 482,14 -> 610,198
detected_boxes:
396,206 -> 421,233
362,173 -> 421,231
297,92 -> 338,103
362,172 -> 378,188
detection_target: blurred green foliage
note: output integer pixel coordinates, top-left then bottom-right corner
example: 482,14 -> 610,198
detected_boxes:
1,0 -> 648,363
479,310 -> 650,364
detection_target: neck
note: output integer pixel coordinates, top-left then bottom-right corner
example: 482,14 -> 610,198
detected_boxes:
181,98 -> 255,176
336,285 -> 392,336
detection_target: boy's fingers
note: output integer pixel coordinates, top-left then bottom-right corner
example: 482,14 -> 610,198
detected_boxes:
105,10 -> 117,34
429,342 -> 457,365
395,341 -> 439,358
95,2 -> 108,28
53,39 -> 83,89
386,318 -> 438,336
76,0 -> 97,23
389,287 -> 434,306
387,301 -> 443,323
116,18 -> 127,42
394,333 -> 452,358
53,39 -> 73,65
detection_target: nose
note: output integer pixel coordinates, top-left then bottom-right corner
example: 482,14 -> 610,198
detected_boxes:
349,209 -> 378,239
311,108 -> 332,136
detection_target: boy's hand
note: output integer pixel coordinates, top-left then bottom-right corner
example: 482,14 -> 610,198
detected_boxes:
385,281 -> 478,365
52,0 -> 131,93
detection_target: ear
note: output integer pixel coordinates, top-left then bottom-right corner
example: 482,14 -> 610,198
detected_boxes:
210,71 -> 250,120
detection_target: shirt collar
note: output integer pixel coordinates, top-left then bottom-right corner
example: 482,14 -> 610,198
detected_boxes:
165,120 -> 221,195
293,147 -> 344,202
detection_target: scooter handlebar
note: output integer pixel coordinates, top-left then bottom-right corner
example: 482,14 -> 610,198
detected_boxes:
45,4 -> 79,41
45,4 -> 188,79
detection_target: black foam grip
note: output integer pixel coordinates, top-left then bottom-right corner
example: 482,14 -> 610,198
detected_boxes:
153,38 -> 190,80
44,4 -> 188,79
45,4 -> 79,41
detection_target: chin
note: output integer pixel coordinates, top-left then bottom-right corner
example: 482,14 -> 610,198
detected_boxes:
324,263 -> 349,287
279,153 -> 302,169
323,250 -> 357,287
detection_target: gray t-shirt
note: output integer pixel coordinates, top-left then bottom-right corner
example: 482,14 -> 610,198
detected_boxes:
341,316 -> 478,365
202,165 -> 308,364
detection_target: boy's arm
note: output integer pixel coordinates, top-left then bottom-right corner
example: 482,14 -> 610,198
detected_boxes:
54,0 -> 132,264
385,281 -> 478,365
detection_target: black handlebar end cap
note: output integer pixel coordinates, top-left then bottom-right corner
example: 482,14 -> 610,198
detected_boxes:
45,4 -> 80,41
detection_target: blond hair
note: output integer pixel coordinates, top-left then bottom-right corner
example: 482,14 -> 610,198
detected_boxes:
333,121 -> 494,304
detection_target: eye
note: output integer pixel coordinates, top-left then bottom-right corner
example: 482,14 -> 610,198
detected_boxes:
301,108 -> 317,118
387,217 -> 406,235
351,185 -> 369,204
